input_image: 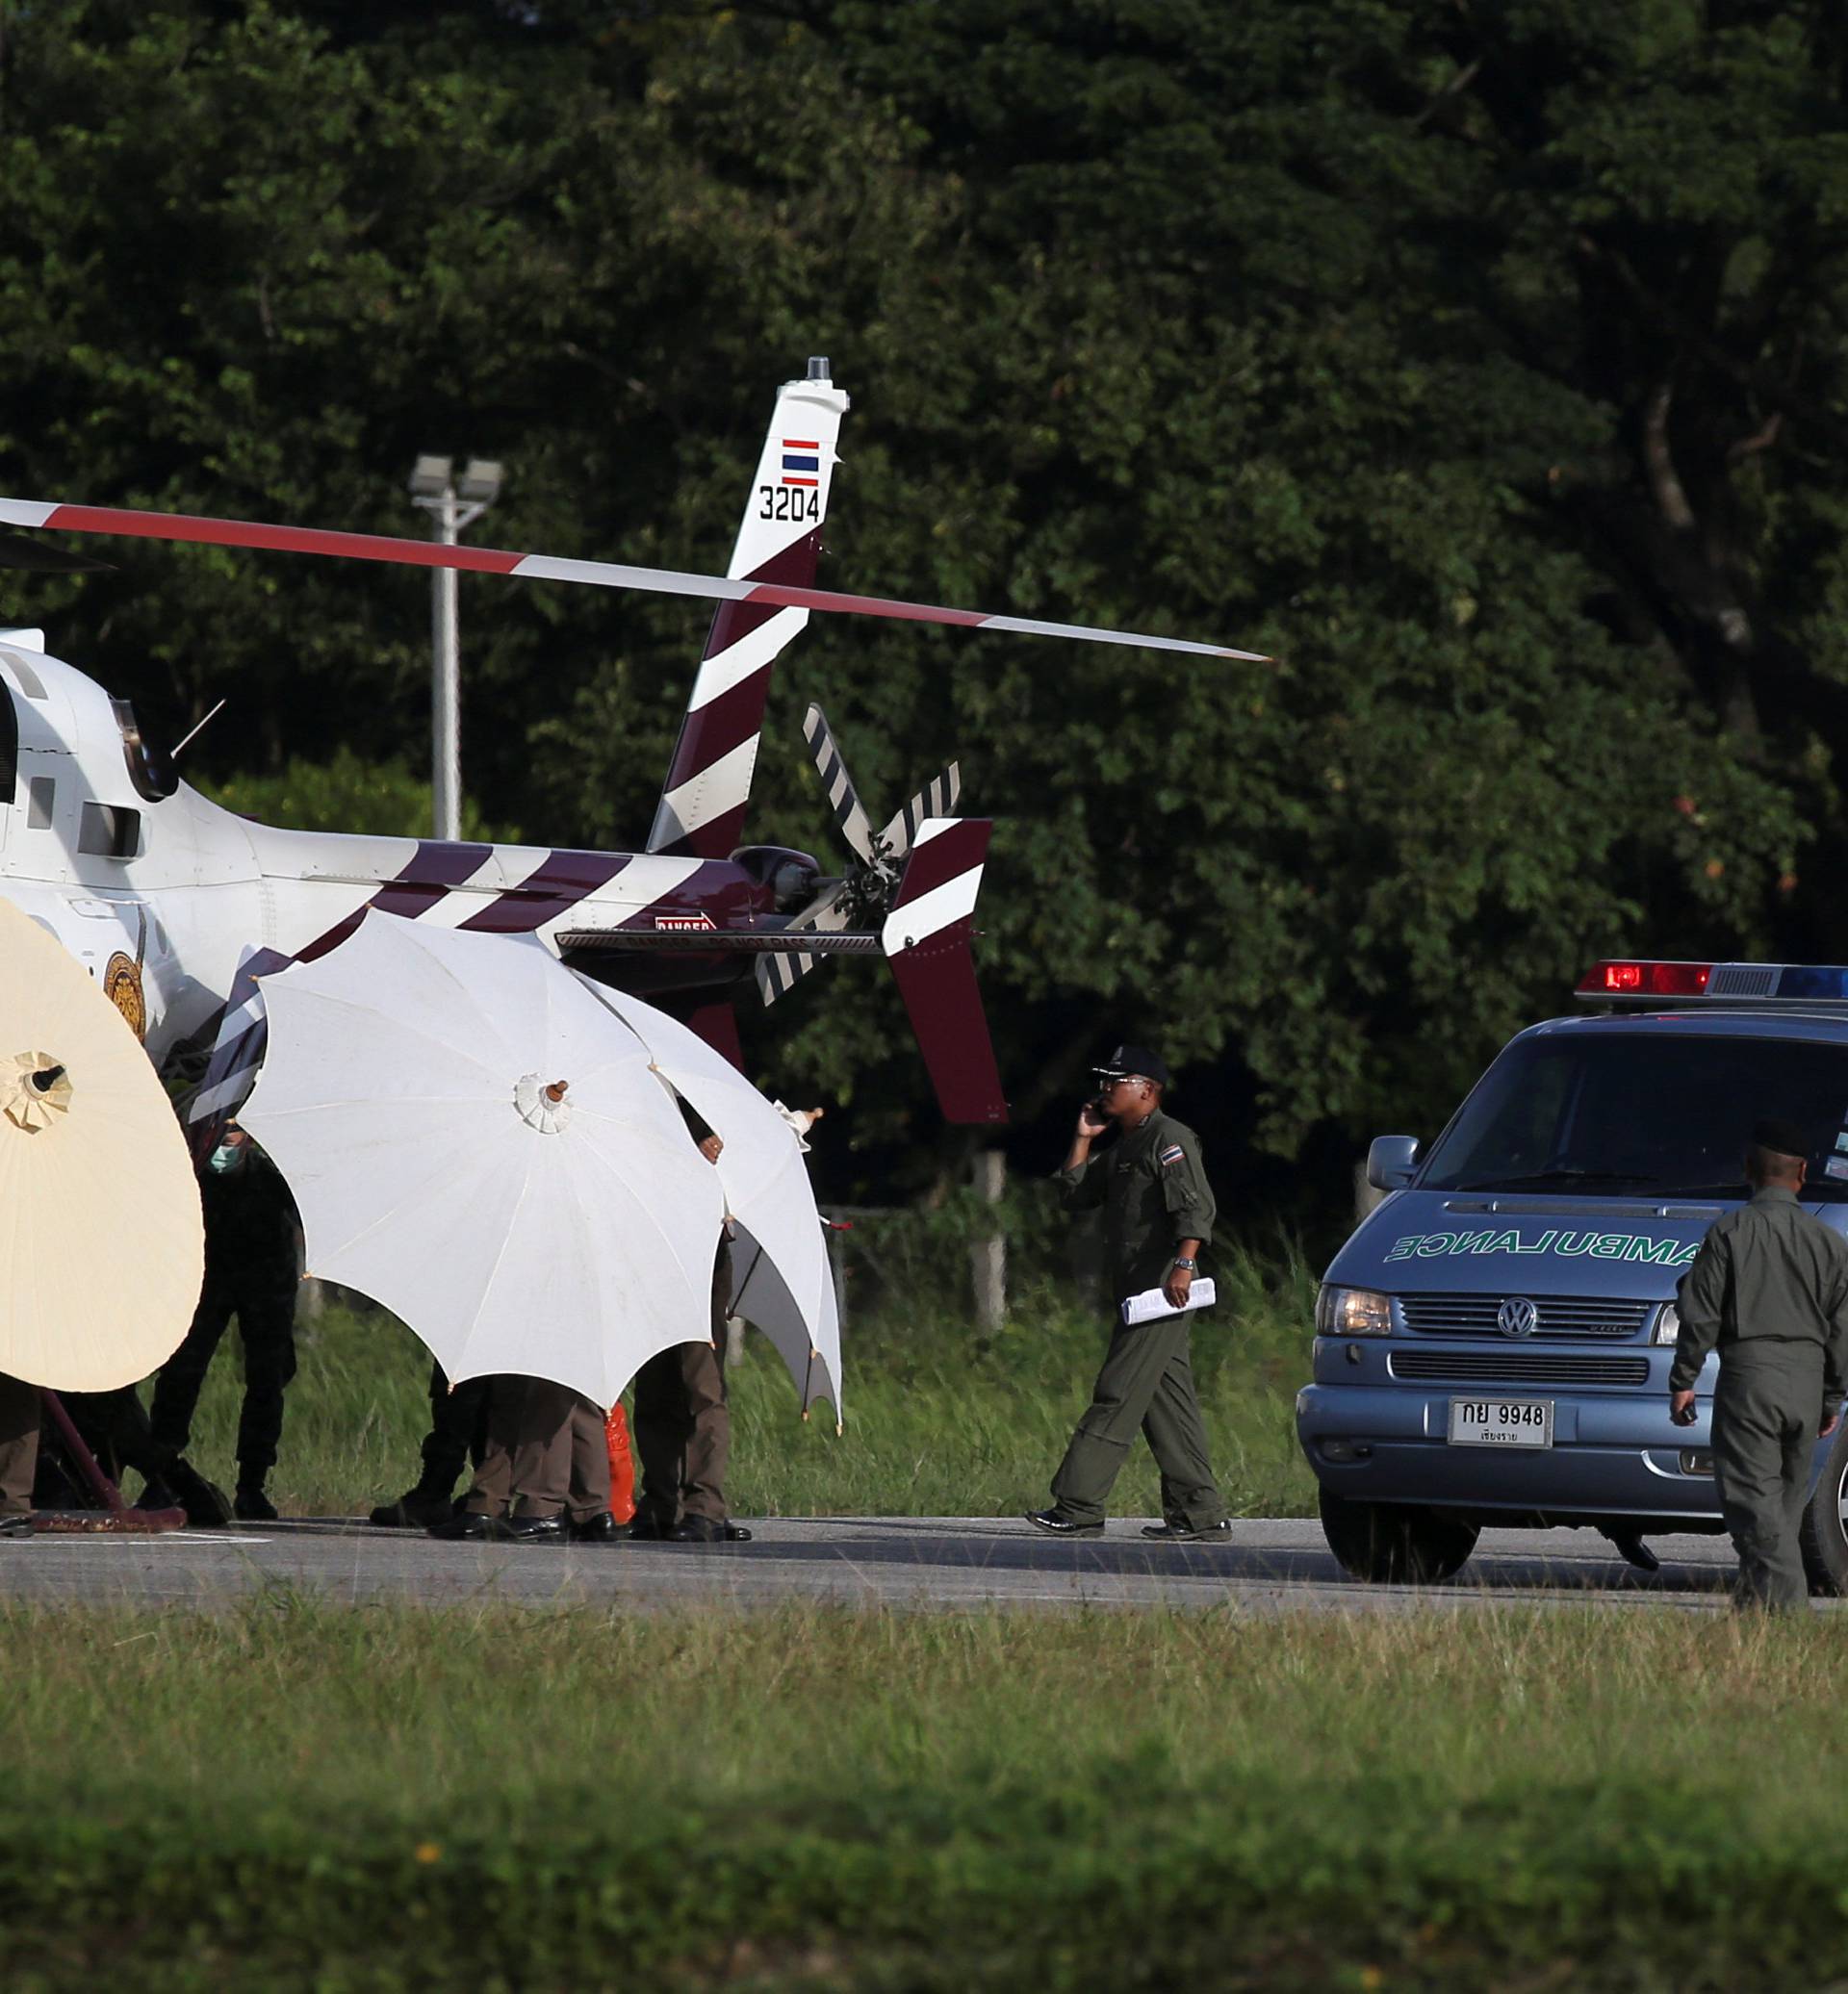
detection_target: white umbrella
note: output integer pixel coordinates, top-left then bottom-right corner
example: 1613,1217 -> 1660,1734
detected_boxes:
239,912 -> 725,1407
0,898 -> 204,1390
729,1219 -> 843,1426
575,979 -> 842,1418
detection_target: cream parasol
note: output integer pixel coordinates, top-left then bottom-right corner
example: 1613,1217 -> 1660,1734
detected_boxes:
0,897 -> 204,1389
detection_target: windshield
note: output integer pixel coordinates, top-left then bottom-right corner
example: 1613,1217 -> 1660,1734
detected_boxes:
1420,1030 -> 1848,1203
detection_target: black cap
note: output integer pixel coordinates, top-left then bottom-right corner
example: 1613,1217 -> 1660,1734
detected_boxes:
1092,1043 -> 1170,1088
1751,1117 -> 1810,1160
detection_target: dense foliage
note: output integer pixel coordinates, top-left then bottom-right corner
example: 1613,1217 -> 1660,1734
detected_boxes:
4,0 -> 1846,1211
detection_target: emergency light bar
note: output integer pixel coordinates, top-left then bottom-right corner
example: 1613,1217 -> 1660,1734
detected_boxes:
1577,959 -> 1848,1006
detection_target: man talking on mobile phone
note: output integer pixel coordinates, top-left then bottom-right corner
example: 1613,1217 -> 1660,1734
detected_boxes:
1670,1117 -> 1848,1609
1026,1043 -> 1230,1543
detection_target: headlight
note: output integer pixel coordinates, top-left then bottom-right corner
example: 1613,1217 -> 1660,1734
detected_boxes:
1653,1302 -> 1681,1345
1316,1286 -> 1393,1336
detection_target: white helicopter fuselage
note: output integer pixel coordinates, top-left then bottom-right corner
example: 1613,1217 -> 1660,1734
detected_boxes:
0,633 -> 767,1074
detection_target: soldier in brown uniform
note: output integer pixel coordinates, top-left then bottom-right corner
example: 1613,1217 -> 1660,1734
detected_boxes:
1029,1044 -> 1229,1541
630,1125 -> 754,1544
430,1375 -> 616,1543
0,1372 -> 38,1538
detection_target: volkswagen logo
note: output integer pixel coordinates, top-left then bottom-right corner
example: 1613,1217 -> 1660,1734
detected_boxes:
1498,1295 -> 1540,1339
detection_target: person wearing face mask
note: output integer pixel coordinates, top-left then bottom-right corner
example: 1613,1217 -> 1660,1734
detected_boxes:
147,1123 -> 303,1522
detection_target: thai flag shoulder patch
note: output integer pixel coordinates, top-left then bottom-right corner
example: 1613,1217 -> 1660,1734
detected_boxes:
1159,1143 -> 1186,1166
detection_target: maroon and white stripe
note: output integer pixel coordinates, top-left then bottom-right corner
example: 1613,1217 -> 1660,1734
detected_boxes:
880,818 -> 1007,1124
184,838 -> 623,1148
649,374 -> 851,856
881,818 -> 992,956
0,501 -> 1266,662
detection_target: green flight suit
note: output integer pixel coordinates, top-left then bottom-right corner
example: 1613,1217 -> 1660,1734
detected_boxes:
1673,1185 -> 1848,1609
1049,1110 -> 1226,1531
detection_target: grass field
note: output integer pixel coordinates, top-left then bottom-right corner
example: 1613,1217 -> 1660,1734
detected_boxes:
4,1598 -> 1847,1990
38,1241 -> 1834,1992
171,1242 -> 1322,1521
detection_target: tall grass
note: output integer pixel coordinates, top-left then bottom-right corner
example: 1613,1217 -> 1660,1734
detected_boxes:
4,1598 -> 1848,1988
175,1238 -> 1323,1520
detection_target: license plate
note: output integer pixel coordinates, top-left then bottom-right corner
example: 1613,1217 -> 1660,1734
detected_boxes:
1447,1397 -> 1553,1447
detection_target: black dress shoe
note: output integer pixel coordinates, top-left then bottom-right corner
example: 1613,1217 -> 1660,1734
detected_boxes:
234,1485 -> 279,1522
370,1488 -> 456,1530
428,1510 -> 500,1541
499,1514 -> 568,1544
626,1512 -> 669,1541
666,1516 -> 753,1544
569,1511 -> 622,1544
0,1514 -> 33,1539
1139,1519 -> 1231,1542
167,1459 -> 233,1528
1025,1508 -> 1104,1537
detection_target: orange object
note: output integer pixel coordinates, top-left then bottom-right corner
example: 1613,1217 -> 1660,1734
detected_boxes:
604,1402 -> 636,1523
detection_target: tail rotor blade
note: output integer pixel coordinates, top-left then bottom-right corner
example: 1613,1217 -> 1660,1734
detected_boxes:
878,761 -> 961,864
802,705 -> 878,864
757,877 -> 850,1006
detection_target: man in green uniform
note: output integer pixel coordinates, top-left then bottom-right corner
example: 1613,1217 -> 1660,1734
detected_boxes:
1028,1043 -> 1229,1542
1670,1116 -> 1848,1610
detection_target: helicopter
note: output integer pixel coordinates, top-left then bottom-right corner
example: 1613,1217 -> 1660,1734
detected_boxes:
0,360 -> 1261,1140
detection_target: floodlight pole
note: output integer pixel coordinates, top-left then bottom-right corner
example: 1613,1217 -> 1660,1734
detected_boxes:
409,460 -> 497,843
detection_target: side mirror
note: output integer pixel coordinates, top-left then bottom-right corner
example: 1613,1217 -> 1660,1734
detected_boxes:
1366,1136 -> 1420,1192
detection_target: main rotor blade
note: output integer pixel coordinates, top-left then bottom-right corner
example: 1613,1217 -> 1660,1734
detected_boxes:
0,530 -> 114,575
0,498 -> 1268,661
803,704 -> 877,864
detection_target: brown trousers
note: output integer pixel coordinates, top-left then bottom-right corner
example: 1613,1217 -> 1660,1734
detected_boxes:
633,1240 -> 732,1527
463,1377 -> 610,1523
0,1373 -> 39,1515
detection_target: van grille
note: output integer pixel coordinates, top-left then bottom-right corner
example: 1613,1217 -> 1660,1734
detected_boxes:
1388,1351 -> 1651,1388
1399,1292 -> 1651,1340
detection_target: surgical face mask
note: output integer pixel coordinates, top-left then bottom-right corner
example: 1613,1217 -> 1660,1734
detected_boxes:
207,1142 -> 245,1175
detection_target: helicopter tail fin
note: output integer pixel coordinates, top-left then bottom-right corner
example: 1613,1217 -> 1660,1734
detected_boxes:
883,819 -> 1007,1124
646,362 -> 851,860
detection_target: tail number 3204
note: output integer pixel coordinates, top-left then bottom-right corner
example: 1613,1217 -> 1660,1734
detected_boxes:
759,485 -> 822,522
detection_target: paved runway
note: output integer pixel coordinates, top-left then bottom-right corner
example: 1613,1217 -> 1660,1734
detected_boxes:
0,1515 -> 1802,1614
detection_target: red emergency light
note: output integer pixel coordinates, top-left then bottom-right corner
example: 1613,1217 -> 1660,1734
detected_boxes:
1577,960 -> 1713,997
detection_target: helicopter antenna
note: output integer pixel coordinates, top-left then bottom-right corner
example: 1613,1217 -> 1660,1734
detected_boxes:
170,698 -> 226,760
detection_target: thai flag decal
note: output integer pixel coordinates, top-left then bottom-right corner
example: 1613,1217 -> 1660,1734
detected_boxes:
781,440 -> 820,488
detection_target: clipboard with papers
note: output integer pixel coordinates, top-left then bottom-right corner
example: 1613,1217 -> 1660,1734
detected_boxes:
1119,1278 -> 1217,1327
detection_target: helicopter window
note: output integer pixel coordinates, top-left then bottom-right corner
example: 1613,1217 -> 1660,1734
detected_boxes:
79,802 -> 141,859
111,699 -> 178,803
27,776 -> 54,829
0,652 -> 47,701
0,683 -> 14,803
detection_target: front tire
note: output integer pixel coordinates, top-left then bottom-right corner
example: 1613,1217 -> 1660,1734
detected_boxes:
1799,1421 -> 1848,1596
1319,1486 -> 1479,1584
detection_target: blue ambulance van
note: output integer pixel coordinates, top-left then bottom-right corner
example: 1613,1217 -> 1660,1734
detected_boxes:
1296,959 -> 1848,1587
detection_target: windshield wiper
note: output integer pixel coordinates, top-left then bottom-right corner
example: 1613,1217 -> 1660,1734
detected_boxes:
1450,1169 -> 1662,1192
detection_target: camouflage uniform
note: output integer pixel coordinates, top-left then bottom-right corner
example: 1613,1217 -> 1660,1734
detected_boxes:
1048,1111 -> 1226,1531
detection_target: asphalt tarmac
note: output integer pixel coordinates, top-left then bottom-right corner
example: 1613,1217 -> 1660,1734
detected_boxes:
0,1515 -> 1809,1614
